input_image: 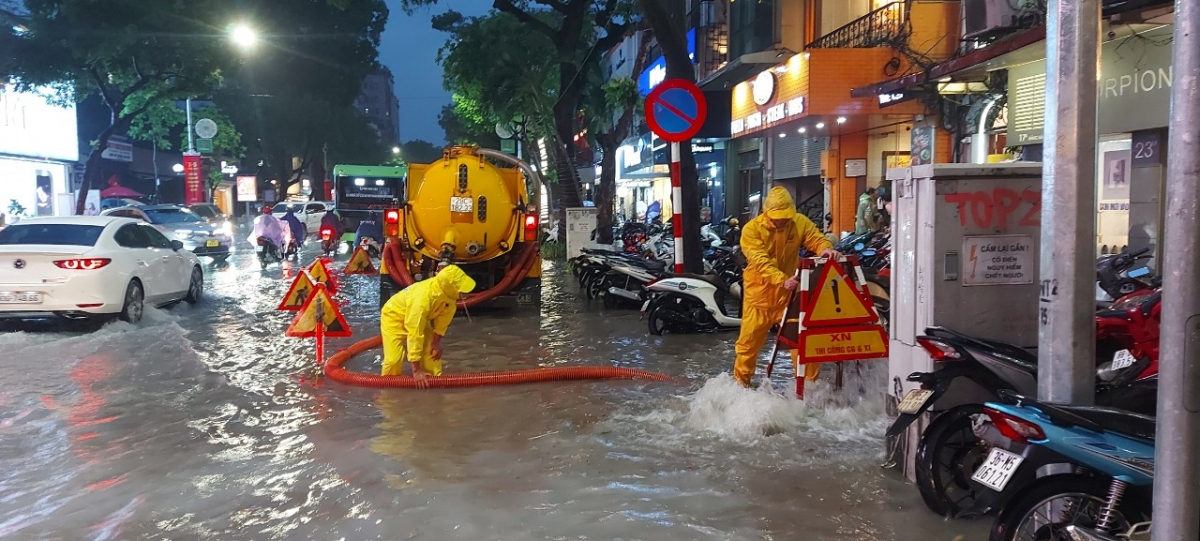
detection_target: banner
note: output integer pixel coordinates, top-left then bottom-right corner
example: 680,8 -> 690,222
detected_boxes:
183,153 -> 204,205
236,175 -> 257,202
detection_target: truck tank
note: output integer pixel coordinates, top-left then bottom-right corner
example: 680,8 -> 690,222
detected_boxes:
380,146 -> 541,308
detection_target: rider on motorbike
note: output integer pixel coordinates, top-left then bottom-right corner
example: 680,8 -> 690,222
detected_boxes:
354,211 -> 383,253
319,210 -> 344,241
250,206 -> 285,255
280,207 -> 306,249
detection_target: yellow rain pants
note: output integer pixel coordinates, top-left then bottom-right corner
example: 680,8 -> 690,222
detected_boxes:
733,186 -> 833,387
380,265 -> 477,376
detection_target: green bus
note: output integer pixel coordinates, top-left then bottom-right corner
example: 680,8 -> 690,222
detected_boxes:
331,164 -> 407,233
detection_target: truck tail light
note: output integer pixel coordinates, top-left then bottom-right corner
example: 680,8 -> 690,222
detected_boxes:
385,208 -> 400,238
524,214 -> 538,242
54,258 -> 111,270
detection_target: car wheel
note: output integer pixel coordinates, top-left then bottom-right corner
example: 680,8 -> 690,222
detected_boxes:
120,281 -> 145,324
184,267 -> 203,304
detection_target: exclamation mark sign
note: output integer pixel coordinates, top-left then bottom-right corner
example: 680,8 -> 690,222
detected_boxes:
831,279 -> 842,313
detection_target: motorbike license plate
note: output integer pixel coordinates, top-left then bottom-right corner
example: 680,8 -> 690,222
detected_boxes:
897,389 -> 934,414
971,448 -> 1024,492
450,196 -> 473,213
255,245 -> 265,253
0,291 -> 42,304
206,240 -> 220,248
1112,349 -> 1137,370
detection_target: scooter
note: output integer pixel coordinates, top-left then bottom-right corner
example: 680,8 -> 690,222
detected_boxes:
255,237 -> 283,269
888,326 -> 1157,518
1096,247 -> 1156,308
319,227 -> 338,258
281,232 -> 301,260
642,271 -> 743,335
983,391 -> 1154,541
602,259 -> 666,309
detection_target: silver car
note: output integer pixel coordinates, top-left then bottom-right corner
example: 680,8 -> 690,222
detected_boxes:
101,205 -> 233,262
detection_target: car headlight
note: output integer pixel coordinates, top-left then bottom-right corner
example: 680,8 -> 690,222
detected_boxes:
219,222 -> 234,237
174,230 -> 192,239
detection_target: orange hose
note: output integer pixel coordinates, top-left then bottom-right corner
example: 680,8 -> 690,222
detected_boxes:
323,335 -> 675,388
383,240 -> 539,309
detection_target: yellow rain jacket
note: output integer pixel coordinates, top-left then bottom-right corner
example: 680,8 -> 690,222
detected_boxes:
380,264 -> 476,377
733,186 -> 833,386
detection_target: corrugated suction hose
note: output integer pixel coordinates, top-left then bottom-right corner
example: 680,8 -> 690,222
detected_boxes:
324,335 -> 675,388
383,240 -> 539,309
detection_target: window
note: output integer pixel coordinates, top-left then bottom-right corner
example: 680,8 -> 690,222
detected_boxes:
144,208 -> 204,224
139,225 -> 175,249
191,206 -> 217,219
306,203 -> 326,214
114,224 -> 151,248
0,224 -> 104,246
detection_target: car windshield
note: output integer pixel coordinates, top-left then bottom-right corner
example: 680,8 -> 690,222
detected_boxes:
0,224 -> 104,246
144,208 -> 205,224
191,206 -> 216,218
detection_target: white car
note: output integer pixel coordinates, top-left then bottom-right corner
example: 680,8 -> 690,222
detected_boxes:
0,216 -> 204,324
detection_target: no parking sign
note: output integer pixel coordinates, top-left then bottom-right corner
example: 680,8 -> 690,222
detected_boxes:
644,79 -> 708,143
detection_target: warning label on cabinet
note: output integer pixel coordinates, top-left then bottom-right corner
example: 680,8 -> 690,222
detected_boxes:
963,234 -> 1035,286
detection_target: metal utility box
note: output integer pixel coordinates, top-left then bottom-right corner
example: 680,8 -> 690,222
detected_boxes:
886,163 -> 1043,478
565,207 -> 598,260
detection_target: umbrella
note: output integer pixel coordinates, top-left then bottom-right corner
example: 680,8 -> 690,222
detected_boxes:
100,176 -> 144,199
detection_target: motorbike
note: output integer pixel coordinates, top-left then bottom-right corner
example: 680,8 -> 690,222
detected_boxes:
1096,247 -> 1157,308
255,237 -> 283,269
642,270 -> 742,335
281,232 -> 301,260
888,326 -> 1158,518
319,227 -> 338,258
601,258 -> 667,309
983,391 -> 1154,541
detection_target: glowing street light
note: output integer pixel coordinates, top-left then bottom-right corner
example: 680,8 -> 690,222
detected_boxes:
230,23 -> 258,49
392,146 -> 401,154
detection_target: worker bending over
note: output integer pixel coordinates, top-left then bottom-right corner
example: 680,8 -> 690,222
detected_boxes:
380,264 -> 476,385
734,186 -> 839,387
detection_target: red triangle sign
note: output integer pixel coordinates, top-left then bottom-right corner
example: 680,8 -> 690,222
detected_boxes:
285,283 -> 352,338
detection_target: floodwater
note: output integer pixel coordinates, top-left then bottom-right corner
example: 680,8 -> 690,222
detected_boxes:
0,239 -> 987,540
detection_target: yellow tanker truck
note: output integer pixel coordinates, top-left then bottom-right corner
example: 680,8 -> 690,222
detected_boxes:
379,146 -> 541,309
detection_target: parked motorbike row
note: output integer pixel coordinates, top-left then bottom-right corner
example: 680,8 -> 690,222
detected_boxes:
887,247 -> 1163,541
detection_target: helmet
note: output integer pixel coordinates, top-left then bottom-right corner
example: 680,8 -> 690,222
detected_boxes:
262,206 -> 273,214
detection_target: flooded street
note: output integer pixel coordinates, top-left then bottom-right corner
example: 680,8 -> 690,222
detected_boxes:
0,242 -> 986,541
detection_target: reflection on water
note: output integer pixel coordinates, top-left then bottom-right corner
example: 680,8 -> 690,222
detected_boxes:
0,247 -> 985,540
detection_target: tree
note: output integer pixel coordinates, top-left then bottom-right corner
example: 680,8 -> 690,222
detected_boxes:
589,31 -> 651,245
4,0 -> 235,214
400,140 -> 444,164
414,0 -> 635,211
639,0 -> 703,273
128,101 -> 245,196
439,102 -> 500,148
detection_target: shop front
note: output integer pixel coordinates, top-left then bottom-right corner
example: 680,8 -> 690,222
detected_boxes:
1005,24 -> 1173,258
1,84 -> 79,220
728,49 -> 927,233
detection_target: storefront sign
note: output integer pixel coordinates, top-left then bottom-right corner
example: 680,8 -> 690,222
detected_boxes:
637,29 -> 696,96
101,135 -> 133,163
1009,26 -> 1174,144
236,175 -> 257,202
0,85 -> 79,163
1131,130 -> 1164,167
730,54 -> 809,138
691,143 -> 714,153
183,153 -> 204,205
962,235 -> 1035,286
878,90 -> 917,108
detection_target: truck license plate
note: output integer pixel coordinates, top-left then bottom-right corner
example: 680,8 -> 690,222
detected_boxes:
206,240 -> 220,248
0,291 -> 42,304
897,389 -> 934,414
450,196 -> 473,213
971,448 -> 1024,492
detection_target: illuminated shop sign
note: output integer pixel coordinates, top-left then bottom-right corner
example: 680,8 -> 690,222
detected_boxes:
731,97 -> 804,136
637,29 -> 697,96
729,55 -> 809,137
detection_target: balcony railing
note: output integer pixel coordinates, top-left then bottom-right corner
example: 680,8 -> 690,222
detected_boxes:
806,2 -> 907,49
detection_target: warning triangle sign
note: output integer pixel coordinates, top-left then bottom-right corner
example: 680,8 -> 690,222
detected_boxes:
802,259 -> 878,327
307,259 -> 337,295
286,283 -> 352,338
277,271 -> 316,311
343,247 -> 376,275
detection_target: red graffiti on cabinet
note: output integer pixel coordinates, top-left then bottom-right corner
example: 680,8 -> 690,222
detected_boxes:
944,188 -> 1041,229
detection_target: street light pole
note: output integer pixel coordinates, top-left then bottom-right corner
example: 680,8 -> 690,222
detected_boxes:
1152,0 -> 1200,538
186,98 -> 195,152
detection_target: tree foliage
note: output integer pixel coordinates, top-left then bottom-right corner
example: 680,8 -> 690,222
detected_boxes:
400,140 -> 444,164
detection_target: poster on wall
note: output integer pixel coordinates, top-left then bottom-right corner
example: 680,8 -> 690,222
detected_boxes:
1102,149 -> 1131,200
35,172 -> 53,216
911,127 -> 935,166
962,235 -> 1035,286
883,151 -> 911,173
236,175 -> 258,202
83,190 -> 101,216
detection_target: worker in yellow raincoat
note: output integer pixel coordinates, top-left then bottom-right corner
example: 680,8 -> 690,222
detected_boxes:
734,186 -> 839,387
380,264 -> 476,384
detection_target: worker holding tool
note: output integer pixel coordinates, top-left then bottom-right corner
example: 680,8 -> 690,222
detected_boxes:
379,264 -> 477,386
733,186 -> 839,388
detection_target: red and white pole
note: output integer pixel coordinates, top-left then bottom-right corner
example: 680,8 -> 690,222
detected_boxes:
670,142 -> 684,274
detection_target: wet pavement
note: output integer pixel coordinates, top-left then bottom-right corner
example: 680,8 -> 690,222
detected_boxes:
0,238 -> 988,540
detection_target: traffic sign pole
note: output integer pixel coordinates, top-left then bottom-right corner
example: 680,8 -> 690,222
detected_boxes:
671,143 -> 684,274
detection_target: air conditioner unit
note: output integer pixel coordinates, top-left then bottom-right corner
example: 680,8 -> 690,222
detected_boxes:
963,0 -> 1024,40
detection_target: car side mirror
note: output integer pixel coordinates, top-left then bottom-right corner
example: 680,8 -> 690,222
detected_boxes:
171,240 -> 184,251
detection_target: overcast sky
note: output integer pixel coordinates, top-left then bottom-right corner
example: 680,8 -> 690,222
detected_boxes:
379,0 -> 491,146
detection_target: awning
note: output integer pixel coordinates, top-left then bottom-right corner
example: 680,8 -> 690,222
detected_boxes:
849,26 -> 1047,99
697,49 -> 796,91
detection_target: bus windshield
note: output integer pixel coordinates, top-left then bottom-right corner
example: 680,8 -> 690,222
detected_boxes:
333,165 -> 406,212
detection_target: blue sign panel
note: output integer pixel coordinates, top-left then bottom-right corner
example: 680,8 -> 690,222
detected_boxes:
637,29 -> 696,96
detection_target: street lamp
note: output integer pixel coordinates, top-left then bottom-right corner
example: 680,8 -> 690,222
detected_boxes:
230,23 -> 258,50
392,146 -> 401,154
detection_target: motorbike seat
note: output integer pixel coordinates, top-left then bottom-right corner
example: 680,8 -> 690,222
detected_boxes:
1050,404 -> 1157,442
673,272 -> 729,291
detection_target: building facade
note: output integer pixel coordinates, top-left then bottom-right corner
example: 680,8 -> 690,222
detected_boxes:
355,68 -> 401,146
0,82 -> 79,220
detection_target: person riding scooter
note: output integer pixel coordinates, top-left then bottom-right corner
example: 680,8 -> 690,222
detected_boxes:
280,207 -> 307,257
250,206 -> 285,254
318,210 -> 344,255
354,211 -> 384,257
